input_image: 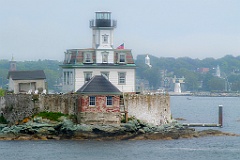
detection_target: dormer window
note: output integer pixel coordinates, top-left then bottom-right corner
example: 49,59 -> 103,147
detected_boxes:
102,52 -> 109,63
65,52 -> 72,64
84,52 -> 93,63
118,53 -> 126,63
102,34 -> 109,43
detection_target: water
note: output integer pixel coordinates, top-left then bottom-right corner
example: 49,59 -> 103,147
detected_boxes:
0,96 -> 240,160
171,96 -> 240,134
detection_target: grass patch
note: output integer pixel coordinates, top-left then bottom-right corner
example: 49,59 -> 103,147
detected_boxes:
34,112 -> 67,121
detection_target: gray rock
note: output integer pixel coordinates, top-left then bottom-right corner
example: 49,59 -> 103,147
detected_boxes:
75,124 -> 93,132
33,116 -> 43,123
121,123 -> 138,132
0,124 -> 7,131
137,129 -> 145,134
142,127 -> 152,133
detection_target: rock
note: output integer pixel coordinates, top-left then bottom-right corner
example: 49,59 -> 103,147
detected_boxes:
142,126 -> 151,133
1,117 -> 240,141
33,116 -> 43,123
137,129 -> 145,134
75,124 -> 93,132
0,124 -> 7,131
121,123 -> 138,132
46,135 -> 60,140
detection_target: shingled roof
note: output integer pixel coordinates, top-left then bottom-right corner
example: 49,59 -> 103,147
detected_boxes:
8,70 -> 46,80
76,75 -> 121,95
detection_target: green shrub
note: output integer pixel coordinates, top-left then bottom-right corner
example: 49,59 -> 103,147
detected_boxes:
0,116 -> 7,124
0,89 -> 5,97
34,111 -> 66,121
121,115 -> 137,123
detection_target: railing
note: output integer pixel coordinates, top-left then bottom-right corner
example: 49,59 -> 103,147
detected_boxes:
89,19 -> 117,28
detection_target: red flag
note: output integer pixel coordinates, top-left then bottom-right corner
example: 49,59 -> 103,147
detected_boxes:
117,43 -> 124,49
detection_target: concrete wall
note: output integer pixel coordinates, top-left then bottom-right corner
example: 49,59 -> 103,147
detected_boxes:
124,94 -> 171,126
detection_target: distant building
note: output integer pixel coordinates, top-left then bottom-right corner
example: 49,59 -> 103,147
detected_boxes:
60,12 -> 136,93
232,69 -> 240,75
197,68 -> 209,74
7,70 -> 46,94
215,65 -> 221,77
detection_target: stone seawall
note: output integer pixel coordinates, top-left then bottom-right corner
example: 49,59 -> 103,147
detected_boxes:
0,95 -> 38,125
0,94 -> 79,124
124,94 -> 171,126
0,94 -> 171,125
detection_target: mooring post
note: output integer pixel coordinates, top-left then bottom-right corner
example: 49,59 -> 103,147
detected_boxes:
125,111 -> 128,123
218,105 -> 223,127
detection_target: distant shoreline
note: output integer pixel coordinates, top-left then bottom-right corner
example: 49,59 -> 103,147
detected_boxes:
169,92 -> 240,97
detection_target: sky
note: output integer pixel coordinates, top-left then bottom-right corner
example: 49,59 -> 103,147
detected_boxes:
0,0 -> 240,61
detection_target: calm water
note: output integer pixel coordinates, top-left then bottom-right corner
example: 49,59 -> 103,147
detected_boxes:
0,96 -> 240,160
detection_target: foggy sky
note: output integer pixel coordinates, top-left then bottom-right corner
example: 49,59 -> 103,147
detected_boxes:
0,0 -> 240,61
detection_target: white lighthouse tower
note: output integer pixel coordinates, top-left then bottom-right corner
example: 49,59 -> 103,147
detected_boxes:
172,76 -> 185,93
90,11 -> 117,49
145,54 -> 152,68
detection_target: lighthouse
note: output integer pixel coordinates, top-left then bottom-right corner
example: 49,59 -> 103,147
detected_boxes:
61,12 -> 136,93
145,54 -> 152,68
90,11 -> 117,49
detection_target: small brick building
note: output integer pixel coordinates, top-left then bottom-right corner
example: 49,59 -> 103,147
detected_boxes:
76,75 -> 122,124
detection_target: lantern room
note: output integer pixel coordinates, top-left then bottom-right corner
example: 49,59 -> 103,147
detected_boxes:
90,11 -> 117,28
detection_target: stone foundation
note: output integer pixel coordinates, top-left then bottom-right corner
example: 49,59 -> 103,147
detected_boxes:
77,112 -> 121,125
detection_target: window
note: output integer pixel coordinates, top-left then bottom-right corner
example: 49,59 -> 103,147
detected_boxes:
102,52 -> 108,63
84,72 -> 92,83
84,52 -> 93,63
119,53 -> 126,63
63,71 -> 73,85
19,82 -> 36,92
102,34 -> 109,43
118,72 -> 126,84
89,96 -> 96,106
101,72 -> 109,79
106,96 -> 113,106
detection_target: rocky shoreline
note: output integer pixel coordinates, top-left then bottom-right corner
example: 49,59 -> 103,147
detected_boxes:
0,117 -> 239,140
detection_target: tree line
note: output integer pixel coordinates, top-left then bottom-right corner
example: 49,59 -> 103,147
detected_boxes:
135,54 -> 240,92
1,54 -> 240,92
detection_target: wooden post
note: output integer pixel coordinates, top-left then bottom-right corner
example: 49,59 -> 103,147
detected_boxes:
125,111 -> 128,123
219,105 -> 223,127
